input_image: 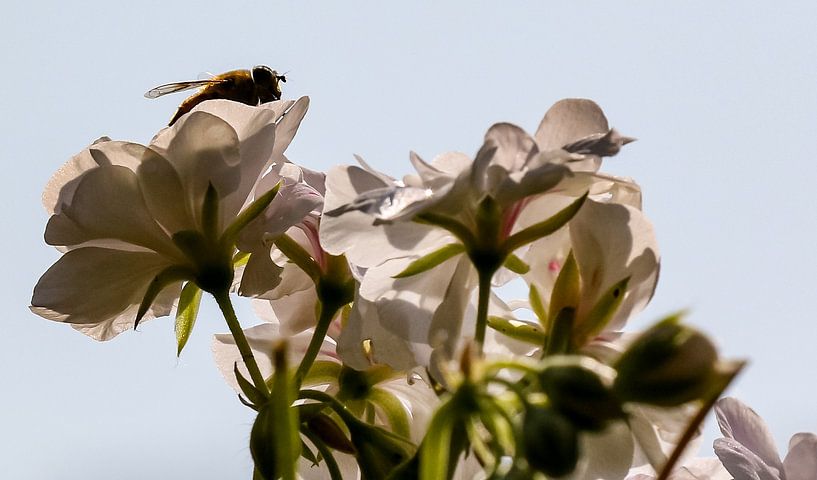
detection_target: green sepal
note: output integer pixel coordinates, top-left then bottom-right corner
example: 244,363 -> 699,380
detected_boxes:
487,315 -> 545,345
306,413 -> 357,455
476,397 -> 515,456
548,251 -> 580,326
369,388 -> 411,439
234,363 -> 267,407
545,307 -> 575,355
251,343 -> 300,480
393,244 -> 465,278
301,426 -> 344,480
202,182 -> 220,241
175,282 -> 202,356
135,265 -> 192,329
221,182 -> 281,248
302,360 -> 343,386
420,399 -> 456,480
299,437 -> 320,467
274,233 -> 322,282
575,276 -> 630,344
504,192 -> 588,252
503,253 -> 530,274
529,284 -> 548,328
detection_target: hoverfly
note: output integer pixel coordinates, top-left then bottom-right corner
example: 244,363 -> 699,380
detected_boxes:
144,65 -> 287,125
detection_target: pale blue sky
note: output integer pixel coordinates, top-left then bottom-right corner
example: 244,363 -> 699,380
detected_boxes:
3,1 -> 816,478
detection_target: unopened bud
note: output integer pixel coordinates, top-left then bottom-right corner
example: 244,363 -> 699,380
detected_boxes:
613,316 -> 718,407
539,360 -> 624,431
522,406 -> 579,477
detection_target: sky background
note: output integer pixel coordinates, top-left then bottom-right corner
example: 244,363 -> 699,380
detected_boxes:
2,1 -> 816,478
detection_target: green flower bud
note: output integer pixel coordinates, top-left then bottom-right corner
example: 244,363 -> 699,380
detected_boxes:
613,316 -> 718,407
250,403 -> 299,480
522,406 -> 579,477
346,416 -> 416,480
539,362 -> 624,432
305,413 -> 356,455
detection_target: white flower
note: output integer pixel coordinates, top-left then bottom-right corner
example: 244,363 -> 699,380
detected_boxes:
212,303 -> 439,479
322,99 -> 637,372
31,97 -> 309,340
714,397 -> 817,480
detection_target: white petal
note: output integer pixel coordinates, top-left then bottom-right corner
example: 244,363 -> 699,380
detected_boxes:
715,397 -> 784,474
158,111 -> 242,229
714,438 -> 781,480
567,421 -> 635,480
569,200 -> 659,331
535,99 -> 610,152
31,247 -> 176,340
44,165 -> 180,257
783,433 -> 817,480
320,165 -> 444,267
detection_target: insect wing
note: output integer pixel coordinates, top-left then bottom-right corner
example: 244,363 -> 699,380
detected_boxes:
144,79 -> 224,99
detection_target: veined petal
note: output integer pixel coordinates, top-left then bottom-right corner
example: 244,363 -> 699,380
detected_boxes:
337,294 -> 418,371
30,247 -> 178,340
159,111 -> 242,230
484,122 -> 538,172
137,148 -> 197,234
535,99 -> 610,152
714,438 -> 781,480
570,200 -> 659,332
44,165 -> 180,258
320,165 -> 445,267
715,397 -> 784,475
784,433 -> 817,480
43,139 -> 144,215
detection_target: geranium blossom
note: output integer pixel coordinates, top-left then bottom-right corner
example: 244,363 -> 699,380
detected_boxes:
322,99 -> 641,372
31,97 -> 309,340
714,397 -> 817,480
212,303 -> 440,479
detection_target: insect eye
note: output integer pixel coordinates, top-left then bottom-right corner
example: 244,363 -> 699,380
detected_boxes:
251,65 -> 274,83
278,75 -> 287,83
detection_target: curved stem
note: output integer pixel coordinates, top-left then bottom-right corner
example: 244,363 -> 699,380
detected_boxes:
302,428 -> 344,480
474,270 -> 494,354
295,301 -> 339,388
213,290 -> 269,398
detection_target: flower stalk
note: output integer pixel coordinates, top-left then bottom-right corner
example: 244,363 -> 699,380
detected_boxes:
214,289 -> 270,398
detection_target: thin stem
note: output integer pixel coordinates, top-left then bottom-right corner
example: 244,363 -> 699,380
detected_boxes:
301,428 -> 344,480
655,362 -> 746,480
213,290 -> 269,398
474,270 -> 494,354
295,301 -> 339,388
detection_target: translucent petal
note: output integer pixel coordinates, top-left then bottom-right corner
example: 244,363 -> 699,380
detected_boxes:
31,247 -> 176,340
715,397 -> 784,475
535,98 -> 610,152
784,433 -> 817,480
44,165 -> 180,258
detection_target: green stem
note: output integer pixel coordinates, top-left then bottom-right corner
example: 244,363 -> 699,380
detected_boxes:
474,270 -> 494,354
655,362 -> 745,480
295,301 -> 339,388
301,428 -> 344,480
213,290 -> 269,398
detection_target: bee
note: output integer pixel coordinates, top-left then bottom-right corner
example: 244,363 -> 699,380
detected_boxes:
144,65 -> 287,125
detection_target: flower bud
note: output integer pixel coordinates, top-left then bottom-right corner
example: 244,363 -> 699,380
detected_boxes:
613,316 -> 718,407
522,406 -> 579,477
345,416 -> 416,480
539,361 -> 624,431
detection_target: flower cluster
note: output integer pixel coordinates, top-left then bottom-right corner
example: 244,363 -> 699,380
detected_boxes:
31,94 -> 812,480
